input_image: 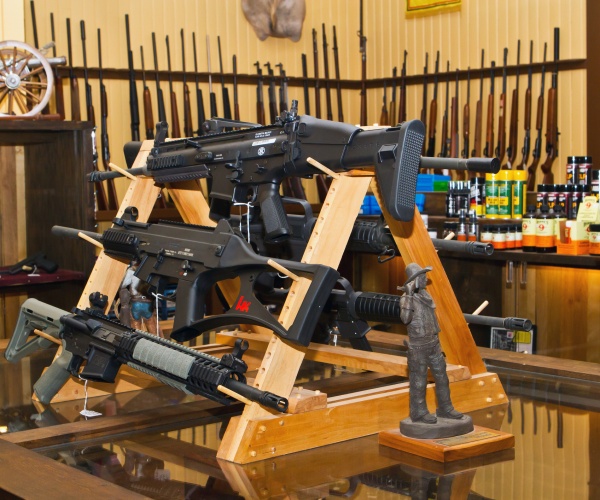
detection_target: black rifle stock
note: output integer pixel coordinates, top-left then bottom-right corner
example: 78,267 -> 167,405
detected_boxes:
181,29 -> 194,138
66,18 -> 81,121
217,36 -> 232,120
90,109 -> 499,242
81,20 -> 108,211
322,23 -> 333,121
125,14 -> 140,141
517,41 -> 534,170
140,46 -> 154,140
541,28 -> 560,185
527,43 -> 547,191
192,32 -> 206,135
332,26 -> 343,122
165,35 -> 181,138
312,28 -> 321,119
426,52 -> 438,157
471,49 -> 484,158
6,299 -> 289,411
98,28 -> 119,210
52,212 -> 341,346
151,32 -> 167,125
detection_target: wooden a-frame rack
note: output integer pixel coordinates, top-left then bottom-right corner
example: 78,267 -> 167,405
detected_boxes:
47,139 -> 508,463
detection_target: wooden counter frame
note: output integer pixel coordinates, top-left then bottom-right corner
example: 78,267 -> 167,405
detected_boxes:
46,146 -> 507,464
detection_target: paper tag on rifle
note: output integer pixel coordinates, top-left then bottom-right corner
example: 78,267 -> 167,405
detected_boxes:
80,409 -> 103,418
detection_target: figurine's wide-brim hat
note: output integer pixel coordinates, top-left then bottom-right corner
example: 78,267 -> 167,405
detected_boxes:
403,263 -> 433,286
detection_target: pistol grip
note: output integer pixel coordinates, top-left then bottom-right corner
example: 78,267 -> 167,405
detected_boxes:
257,183 -> 291,243
33,348 -> 74,404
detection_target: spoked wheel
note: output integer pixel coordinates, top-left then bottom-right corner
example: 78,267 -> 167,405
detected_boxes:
0,40 -> 54,117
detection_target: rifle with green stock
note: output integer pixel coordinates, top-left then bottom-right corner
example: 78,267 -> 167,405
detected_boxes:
332,25 -> 343,122
165,35 -> 181,138
471,50 -> 484,158
541,28 -> 560,185
426,51 -> 439,157
527,43 -> 547,191
140,46 -> 154,140
506,41 -> 521,168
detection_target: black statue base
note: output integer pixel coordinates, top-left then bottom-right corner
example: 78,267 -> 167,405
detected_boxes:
400,415 -> 474,439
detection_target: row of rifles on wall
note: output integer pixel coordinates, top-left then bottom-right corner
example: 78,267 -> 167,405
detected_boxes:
29,1 -> 560,212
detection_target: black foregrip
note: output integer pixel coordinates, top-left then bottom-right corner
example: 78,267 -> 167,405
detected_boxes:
354,292 -> 401,323
226,378 -> 288,413
257,183 -> 292,243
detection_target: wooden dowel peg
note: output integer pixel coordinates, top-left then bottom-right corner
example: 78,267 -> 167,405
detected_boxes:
78,231 -> 103,249
217,384 -> 252,406
307,157 -> 342,179
33,329 -> 61,345
471,300 -> 490,316
267,259 -> 301,282
108,162 -> 137,181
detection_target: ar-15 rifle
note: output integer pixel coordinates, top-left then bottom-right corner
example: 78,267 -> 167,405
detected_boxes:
516,41 -> 534,171
151,32 -> 167,125
264,62 -> 278,124
506,40 -> 521,167
496,48 -> 508,165
541,28 -> 560,185
97,28 -> 119,210
471,50 -> 484,158
461,67 -> 470,159
192,32 -> 206,135
425,52 -> 439,157
398,50 -> 408,124
165,35 -> 181,138
483,61 -> 496,158
125,14 -> 140,141
527,43 -> 547,191
332,26 -> 343,122
181,29 -> 194,138
438,60 -> 451,159
80,20 -> 108,211
140,46 -> 154,140
322,24 -> 333,121
90,106 -> 499,242
217,36 -> 232,122
52,209 -> 340,346
66,18 -> 80,121
6,298 -> 289,411
312,28 -> 321,119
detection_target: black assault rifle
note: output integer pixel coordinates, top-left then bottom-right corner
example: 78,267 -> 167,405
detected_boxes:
52,208 -> 340,346
5,298 -> 288,411
89,103 -> 500,243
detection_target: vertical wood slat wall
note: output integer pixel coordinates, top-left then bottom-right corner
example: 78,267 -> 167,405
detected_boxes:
8,0 -> 586,201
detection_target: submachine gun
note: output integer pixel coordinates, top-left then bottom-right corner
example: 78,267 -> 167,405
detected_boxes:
90,101 -> 500,243
5,298 -> 289,411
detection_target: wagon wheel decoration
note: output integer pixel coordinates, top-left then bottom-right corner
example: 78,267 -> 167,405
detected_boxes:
0,40 -> 54,117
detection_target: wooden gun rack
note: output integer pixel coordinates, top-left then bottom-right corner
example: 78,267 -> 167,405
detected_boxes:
49,139 -> 507,463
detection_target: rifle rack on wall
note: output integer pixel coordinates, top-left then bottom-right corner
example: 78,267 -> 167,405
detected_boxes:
44,139 -> 509,463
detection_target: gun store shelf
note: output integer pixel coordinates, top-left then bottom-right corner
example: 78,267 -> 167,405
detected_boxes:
0,268 -> 85,291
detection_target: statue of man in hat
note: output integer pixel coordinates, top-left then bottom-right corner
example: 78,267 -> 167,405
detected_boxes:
400,263 -> 464,424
